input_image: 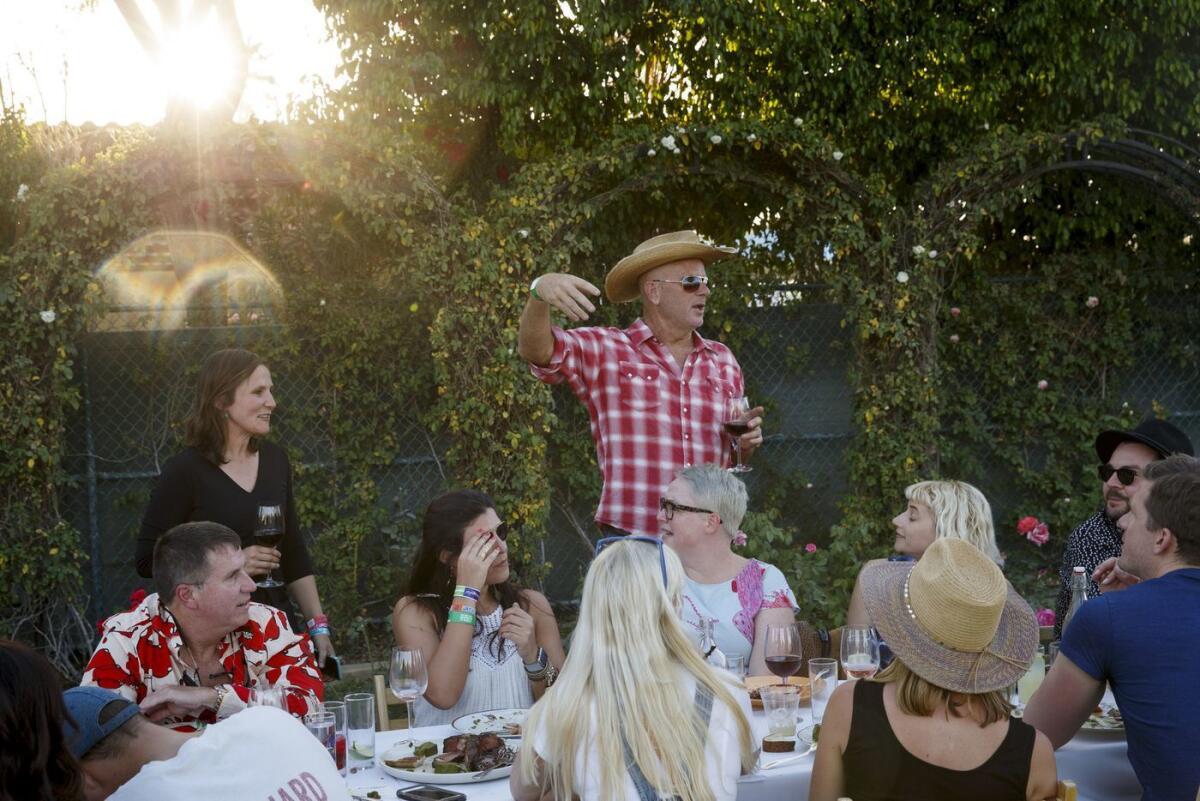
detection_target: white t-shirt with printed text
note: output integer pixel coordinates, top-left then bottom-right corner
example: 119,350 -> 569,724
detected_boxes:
109,706 -> 351,801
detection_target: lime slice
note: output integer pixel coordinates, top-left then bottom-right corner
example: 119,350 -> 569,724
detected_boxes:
351,741 -> 375,759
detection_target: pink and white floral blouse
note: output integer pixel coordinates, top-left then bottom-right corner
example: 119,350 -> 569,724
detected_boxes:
681,559 -> 798,665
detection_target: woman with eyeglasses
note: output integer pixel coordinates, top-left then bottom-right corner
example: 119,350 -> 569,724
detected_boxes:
511,537 -> 756,801
660,464 -> 797,676
845,480 -> 1002,627
392,489 -> 565,725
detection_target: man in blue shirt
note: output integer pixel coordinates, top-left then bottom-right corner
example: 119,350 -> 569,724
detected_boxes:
1025,455 -> 1200,801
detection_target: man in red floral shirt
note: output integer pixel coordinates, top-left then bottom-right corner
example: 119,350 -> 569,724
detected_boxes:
81,521 -> 323,731
518,230 -> 764,536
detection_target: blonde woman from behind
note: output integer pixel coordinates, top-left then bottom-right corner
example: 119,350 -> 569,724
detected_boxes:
511,537 -> 757,801
846,479 -> 1002,627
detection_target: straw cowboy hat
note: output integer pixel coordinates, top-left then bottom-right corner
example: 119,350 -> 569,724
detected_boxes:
604,230 -> 737,303
861,537 -> 1037,694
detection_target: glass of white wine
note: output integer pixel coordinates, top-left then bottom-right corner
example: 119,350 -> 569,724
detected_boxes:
840,625 -> 881,679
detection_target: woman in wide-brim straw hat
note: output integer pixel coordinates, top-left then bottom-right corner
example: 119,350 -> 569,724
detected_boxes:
810,538 -> 1058,801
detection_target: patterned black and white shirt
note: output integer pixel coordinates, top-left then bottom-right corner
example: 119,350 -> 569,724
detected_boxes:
1055,509 -> 1122,636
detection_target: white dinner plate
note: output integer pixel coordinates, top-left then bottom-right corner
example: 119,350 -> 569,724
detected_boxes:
1081,704 -> 1124,734
451,707 -> 528,736
377,739 -> 515,785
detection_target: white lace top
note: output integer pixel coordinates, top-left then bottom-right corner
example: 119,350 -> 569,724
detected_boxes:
412,604 -> 535,727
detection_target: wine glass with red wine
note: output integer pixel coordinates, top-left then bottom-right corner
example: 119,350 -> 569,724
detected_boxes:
724,396 -> 753,473
764,622 -> 802,686
254,504 -> 285,589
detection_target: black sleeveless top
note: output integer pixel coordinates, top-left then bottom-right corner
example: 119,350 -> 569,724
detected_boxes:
843,680 -> 1035,801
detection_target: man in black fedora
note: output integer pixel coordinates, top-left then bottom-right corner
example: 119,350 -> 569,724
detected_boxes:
1054,417 -> 1194,635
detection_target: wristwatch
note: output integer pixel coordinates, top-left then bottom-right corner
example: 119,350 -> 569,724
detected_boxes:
523,648 -> 548,674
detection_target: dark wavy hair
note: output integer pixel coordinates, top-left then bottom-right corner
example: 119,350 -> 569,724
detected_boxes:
0,640 -> 83,801
184,348 -> 265,466
405,489 -> 527,658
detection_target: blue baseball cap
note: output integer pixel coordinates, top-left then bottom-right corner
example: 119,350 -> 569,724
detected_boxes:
62,686 -> 140,759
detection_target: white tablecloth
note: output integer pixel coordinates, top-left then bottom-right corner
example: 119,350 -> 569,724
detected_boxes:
345,707 -> 1140,801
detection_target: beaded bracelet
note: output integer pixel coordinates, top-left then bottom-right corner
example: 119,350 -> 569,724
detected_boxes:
447,610 -> 476,626
454,585 -> 481,601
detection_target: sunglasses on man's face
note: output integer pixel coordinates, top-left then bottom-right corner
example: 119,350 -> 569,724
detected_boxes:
594,535 -> 668,589
1098,464 -> 1140,486
651,275 -> 709,292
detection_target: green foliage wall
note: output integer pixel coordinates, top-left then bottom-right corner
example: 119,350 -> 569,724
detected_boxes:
3,3 -> 1200,671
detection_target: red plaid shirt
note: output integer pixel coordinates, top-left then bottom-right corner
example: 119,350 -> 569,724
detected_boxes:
531,318 -> 745,535
81,593 -> 323,731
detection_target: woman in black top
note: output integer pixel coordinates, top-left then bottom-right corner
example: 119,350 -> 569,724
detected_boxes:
136,348 -> 334,666
810,538 -> 1057,801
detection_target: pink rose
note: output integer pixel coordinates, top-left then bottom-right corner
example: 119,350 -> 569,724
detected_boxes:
949,334 -> 960,344
1016,516 -> 1039,535
1026,522 -> 1050,546
1086,296 -> 1100,308
732,530 -> 747,546
1037,379 -> 1049,390
805,543 -> 817,553
950,307 -> 961,317
1036,608 -> 1056,627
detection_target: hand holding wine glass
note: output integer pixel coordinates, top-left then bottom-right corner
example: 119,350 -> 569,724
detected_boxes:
764,623 -> 803,686
840,625 -> 881,679
389,647 -> 428,730
253,504 -> 285,589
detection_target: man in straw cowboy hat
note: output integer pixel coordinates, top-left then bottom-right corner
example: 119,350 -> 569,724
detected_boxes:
518,231 -> 764,537
1053,418 -> 1193,636
810,537 -> 1057,801
1026,454 -> 1200,801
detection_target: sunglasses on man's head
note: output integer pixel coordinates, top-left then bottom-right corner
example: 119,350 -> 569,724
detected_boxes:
594,535 -> 668,589
1098,464 -> 1140,486
651,275 -> 709,292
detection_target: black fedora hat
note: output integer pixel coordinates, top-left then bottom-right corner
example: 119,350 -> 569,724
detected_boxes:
1095,418 -> 1195,464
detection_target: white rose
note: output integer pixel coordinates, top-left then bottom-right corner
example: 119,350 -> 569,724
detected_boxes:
710,134 -> 722,145
911,245 -> 926,256
793,117 -> 803,126
16,184 -> 29,202
928,250 -> 938,258
39,309 -> 56,323
517,228 -> 530,238
647,148 -> 657,157
746,133 -> 757,142
896,271 -> 910,284
660,135 -> 676,150
832,150 -> 844,161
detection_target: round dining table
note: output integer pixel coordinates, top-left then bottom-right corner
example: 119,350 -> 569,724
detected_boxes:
345,701 -> 1139,801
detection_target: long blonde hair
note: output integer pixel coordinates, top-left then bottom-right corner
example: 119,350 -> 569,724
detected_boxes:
519,539 -> 756,801
905,480 -> 1003,566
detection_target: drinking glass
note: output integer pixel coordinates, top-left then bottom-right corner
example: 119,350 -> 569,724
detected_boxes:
725,654 -> 747,680
764,623 -> 802,686
343,692 -> 376,773
304,710 -> 338,765
724,397 -> 753,473
840,625 -> 881,679
389,647 -> 429,731
760,685 -> 801,738
1017,651 -> 1046,709
808,658 -> 838,726
322,700 -> 348,775
254,504 -> 285,588
248,686 -> 284,710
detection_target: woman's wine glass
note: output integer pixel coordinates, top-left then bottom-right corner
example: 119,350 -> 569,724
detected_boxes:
764,623 -> 802,686
840,625 -> 881,679
389,647 -> 428,730
724,397 -> 753,473
254,504 -> 285,589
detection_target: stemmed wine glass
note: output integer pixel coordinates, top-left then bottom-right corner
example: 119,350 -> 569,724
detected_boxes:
764,623 -> 802,686
389,647 -> 428,730
254,504 -> 285,589
724,396 -> 753,473
840,625 -> 881,679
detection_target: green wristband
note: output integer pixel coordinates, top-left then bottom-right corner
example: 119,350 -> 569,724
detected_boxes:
529,275 -> 544,301
448,611 -> 476,626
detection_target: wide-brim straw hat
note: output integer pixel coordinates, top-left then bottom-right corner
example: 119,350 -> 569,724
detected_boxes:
861,537 -> 1037,694
604,230 -> 737,303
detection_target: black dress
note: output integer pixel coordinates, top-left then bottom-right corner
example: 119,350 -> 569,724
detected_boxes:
842,680 -> 1035,801
136,442 -> 314,609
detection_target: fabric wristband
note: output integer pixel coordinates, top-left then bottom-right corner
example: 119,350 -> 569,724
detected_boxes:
454,585 -> 481,601
448,610 -> 476,626
309,625 -> 331,637
450,598 -> 476,613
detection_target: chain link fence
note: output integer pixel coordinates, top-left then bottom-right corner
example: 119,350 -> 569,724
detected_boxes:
61,282 -> 1199,620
